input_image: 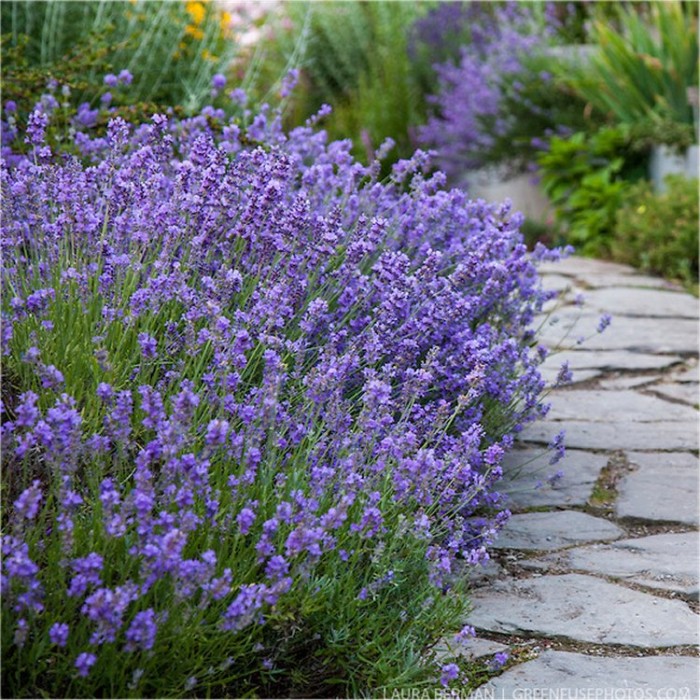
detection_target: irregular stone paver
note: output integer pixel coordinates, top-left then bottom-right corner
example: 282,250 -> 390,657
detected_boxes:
538,258 -> 642,277
597,375 -> 656,390
500,449 -> 608,509
461,558 -> 504,588
538,313 -> 699,354
540,349 -> 683,374
617,452 -> 700,525
539,366 -> 601,385
669,362 -> 700,383
583,287 -> 699,318
523,532 -> 699,599
493,511 -> 623,551
581,273 -> 685,290
652,382 -> 699,407
436,635 -> 509,663
466,574 -> 699,647
474,651 -> 699,697
469,258 -> 700,697
540,273 -> 581,293
522,419 -> 699,451
546,389 -> 698,423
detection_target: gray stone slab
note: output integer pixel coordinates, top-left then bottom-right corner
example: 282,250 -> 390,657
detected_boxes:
652,382 -> 699,407
584,287 -> 699,319
474,651 -> 699,697
537,348 -> 685,386
669,362 -> 700,383
546,390 -> 698,423
500,449 -> 608,509
521,420 -> 699,451
525,532 -> 700,599
539,349 -> 683,374
466,573 -> 699,647
493,511 -> 623,551
617,452 -> 700,525
582,274 -> 685,290
539,367 -> 601,385
540,273 -> 581,293
597,375 -> 657,390
537,257 -> 638,278
436,635 -> 509,663
461,558 -> 504,588
538,313 -> 699,354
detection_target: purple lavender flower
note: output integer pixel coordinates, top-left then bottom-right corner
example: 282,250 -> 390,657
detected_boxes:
103,73 -> 118,87
440,662 -> 460,687
137,332 -> 158,359
548,430 -> 566,465
68,553 -> 104,597
13,481 -> 43,521
597,314 -> 612,333
555,361 -> 573,386
124,608 -> 158,652
212,73 -> 227,90
97,382 -> 113,403
40,364 -> 64,389
15,392 -> 39,428
205,418 -> 229,446
454,624 -> 476,644
489,650 -> 510,670
236,506 -> 256,535
118,70 -> 133,86
279,69 -> 299,99
547,469 -> 564,486
75,103 -> 99,129
49,622 -> 69,647
25,110 -> 49,146
75,652 -> 97,677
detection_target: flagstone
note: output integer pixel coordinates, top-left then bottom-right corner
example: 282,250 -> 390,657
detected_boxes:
473,651 -> 699,697
466,574 -> 699,647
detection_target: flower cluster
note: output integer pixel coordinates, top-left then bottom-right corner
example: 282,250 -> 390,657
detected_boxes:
418,2 -> 557,179
1,83 -> 563,696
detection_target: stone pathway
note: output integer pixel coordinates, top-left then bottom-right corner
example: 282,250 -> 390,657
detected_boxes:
465,258 -> 700,697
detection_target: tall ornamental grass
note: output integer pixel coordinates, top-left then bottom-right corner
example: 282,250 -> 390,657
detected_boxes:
561,1 -> 698,128
1,79 -> 565,697
2,0 -> 241,115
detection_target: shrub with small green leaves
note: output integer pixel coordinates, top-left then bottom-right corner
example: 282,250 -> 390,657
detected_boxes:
536,126 -> 647,255
611,175 -> 699,287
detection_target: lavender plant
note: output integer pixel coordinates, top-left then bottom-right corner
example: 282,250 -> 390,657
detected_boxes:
1,80 -> 566,697
418,2 -> 559,181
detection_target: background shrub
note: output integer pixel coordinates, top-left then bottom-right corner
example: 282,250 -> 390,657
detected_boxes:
611,175 -> 699,288
535,125 -> 648,255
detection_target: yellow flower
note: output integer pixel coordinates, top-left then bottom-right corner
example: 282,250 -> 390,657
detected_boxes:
185,1 -> 206,26
185,24 -> 204,40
